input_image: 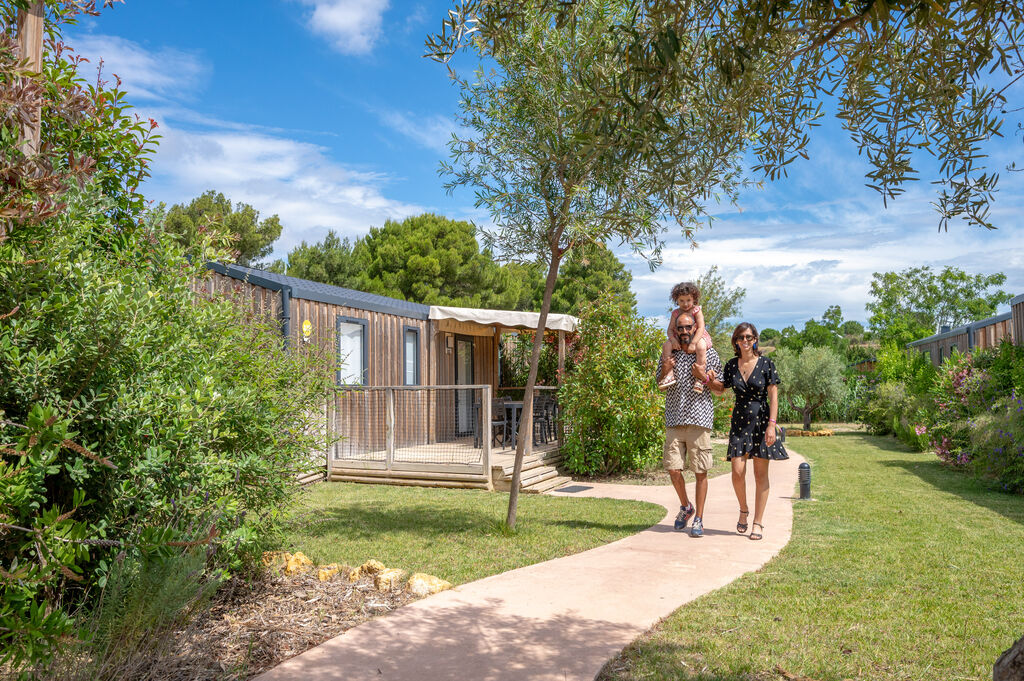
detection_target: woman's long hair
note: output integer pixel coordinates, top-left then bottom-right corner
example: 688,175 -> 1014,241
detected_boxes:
731,322 -> 761,357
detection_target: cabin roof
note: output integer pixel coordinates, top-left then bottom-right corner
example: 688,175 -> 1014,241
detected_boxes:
208,263 -> 431,320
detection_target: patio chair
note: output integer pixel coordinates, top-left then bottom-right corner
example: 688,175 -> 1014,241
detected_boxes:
490,399 -> 509,447
542,397 -> 557,443
532,396 -> 551,446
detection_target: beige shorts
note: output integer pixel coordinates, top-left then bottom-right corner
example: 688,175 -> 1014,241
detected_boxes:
663,425 -> 713,474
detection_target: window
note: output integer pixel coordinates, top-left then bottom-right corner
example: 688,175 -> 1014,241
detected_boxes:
336,317 -> 367,385
403,326 -> 420,385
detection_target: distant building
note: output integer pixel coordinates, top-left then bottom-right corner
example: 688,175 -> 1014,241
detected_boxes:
906,294 -> 1024,365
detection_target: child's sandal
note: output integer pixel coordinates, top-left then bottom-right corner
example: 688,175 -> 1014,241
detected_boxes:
749,522 -> 763,541
736,510 -> 749,534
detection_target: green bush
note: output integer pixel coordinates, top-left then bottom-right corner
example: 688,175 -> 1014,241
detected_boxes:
961,392 -> 1024,494
560,294 -> 664,475
0,9 -> 333,667
0,187 -> 333,667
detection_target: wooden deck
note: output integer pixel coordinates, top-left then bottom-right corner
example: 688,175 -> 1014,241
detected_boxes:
329,438 -> 566,492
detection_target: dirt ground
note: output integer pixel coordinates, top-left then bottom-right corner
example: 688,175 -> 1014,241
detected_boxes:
162,566 -> 416,680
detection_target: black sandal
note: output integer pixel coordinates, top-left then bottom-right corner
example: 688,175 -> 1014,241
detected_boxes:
736,509 -> 749,534
750,522 -> 763,541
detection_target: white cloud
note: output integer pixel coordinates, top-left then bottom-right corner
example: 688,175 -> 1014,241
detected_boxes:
70,34 -> 206,101
378,110 -> 461,153
622,180 -> 1024,330
152,125 -> 423,256
301,0 -> 390,55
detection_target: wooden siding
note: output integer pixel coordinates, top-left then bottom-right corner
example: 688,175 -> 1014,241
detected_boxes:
1014,300 -> 1024,348
911,330 -> 969,365
193,271 -> 280,318
973,318 -> 1013,351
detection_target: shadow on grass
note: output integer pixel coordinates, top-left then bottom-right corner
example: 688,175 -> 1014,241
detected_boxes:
289,502 -> 506,540
597,640 -> 769,681
289,502 -> 657,541
840,432 -> 1024,529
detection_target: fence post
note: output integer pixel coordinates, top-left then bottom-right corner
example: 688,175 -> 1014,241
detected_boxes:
385,387 -> 395,471
325,395 -> 333,480
482,385 -> 492,489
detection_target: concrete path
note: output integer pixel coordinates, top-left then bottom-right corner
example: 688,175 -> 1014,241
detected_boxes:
257,451 -> 803,681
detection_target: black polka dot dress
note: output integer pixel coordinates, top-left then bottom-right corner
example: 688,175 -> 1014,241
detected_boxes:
723,355 -> 789,461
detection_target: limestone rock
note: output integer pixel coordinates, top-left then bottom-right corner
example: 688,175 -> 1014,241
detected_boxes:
374,568 -> 407,592
361,559 -> 386,575
406,573 -> 452,597
284,551 -> 314,576
317,563 -> 342,582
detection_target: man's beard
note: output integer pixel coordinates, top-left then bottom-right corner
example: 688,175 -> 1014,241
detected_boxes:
677,333 -> 692,346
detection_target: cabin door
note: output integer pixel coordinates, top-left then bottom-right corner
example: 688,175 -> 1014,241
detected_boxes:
454,336 -> 475,436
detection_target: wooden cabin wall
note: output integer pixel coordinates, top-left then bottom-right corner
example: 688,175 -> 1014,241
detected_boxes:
193,271 -> 280,318
289,299 -> 432,456
1014,299 -> 1024,348
973,318 -> 1013,351
912,331 -> 969,366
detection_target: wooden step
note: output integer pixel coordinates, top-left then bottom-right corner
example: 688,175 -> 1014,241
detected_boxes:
523,475 -> 573,494
492,465 -> 557,492
519,465 -> 559,486
330,474 -> 490,490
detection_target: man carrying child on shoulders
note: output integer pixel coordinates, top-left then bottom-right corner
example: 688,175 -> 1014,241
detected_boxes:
656,311 -> 723,538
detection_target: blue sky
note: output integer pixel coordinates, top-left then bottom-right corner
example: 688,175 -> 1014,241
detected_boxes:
69,1 -> 1024,330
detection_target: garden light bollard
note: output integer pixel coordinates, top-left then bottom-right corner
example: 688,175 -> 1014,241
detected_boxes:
798,462 -> 811,500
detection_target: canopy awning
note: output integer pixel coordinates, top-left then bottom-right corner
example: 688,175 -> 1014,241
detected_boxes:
428,306 -> 579,333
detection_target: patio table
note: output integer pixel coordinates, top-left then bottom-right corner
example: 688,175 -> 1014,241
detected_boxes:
472,400 -> 525,448
502,400 -> 524,448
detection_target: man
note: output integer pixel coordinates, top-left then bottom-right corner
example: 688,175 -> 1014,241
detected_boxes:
656,312 -> 723,537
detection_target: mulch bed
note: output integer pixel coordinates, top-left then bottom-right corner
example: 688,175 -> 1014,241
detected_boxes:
162,567 -> 417,680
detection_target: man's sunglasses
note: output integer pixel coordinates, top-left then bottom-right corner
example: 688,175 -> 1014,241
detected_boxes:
675,324 -> 695,330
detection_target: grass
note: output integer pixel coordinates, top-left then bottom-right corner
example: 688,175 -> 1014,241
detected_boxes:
580,442 -> 731,485
281,483 -> 664,586
600,432 -> 1024,681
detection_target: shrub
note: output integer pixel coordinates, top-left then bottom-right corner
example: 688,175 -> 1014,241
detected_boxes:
560,294 -> 664,475
773,346 -> 846,430
0,8 -> 332,667
1,187 -> 333,668
875,342 -> 938,395
713,389 -> 735,436
499,328 -> 575,387
964,390 -> 1024,493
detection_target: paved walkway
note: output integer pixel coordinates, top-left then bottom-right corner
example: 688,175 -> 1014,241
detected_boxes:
257,451 -> 803,681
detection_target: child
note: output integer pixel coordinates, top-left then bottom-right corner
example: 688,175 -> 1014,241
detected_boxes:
658,281 -> 713,391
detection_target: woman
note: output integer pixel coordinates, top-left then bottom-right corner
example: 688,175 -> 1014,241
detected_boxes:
693,322 -> 787,540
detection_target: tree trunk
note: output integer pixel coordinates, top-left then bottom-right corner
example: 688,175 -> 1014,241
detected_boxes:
16,1 -> 44,156
506,250 -> 562,529
994,634 -> 1024,681
802,408 -> 811,431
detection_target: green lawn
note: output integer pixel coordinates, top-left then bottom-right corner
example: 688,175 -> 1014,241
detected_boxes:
600,432 -> 1024,681
281,483 -> 664,585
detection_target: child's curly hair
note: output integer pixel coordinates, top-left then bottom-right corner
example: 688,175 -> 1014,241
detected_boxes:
670,282 -> 700,304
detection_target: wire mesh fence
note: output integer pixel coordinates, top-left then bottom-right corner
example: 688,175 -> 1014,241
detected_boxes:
330,386 -> 492,472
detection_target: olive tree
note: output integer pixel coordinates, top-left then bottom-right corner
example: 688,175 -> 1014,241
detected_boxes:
431,2 -> 748,527
429,0 -> 1024,230
773,346 -> 847,430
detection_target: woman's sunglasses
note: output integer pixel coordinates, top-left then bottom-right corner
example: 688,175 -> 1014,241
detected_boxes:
736,334 -> 756,342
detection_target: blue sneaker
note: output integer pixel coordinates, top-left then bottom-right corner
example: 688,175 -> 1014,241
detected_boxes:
690,516 -> 704,538
673,504 -> 694,531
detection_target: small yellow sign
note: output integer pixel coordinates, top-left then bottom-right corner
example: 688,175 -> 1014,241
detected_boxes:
302,320 -> 312,338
